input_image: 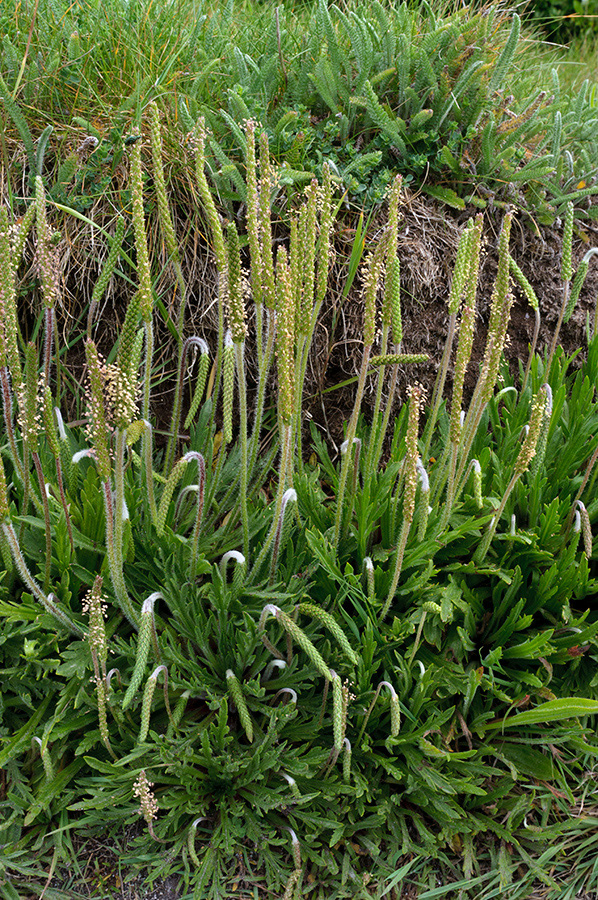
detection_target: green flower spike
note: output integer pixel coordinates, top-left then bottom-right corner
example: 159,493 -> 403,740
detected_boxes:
343,737 -> 352,784
166,689 -> 190,739
508,254 -> 540,391
476,385 -> 549,563
297,602 -> 358,665
31,736 -> 54,782
244,120 -> 262,309
220,550 -> 246,595
381,383 -> 423,620
139,665 -> 171,743
149,103 -> 180,271
226,670 -> 254,743
129,132 -> 153,322
472,459 -> 483,509
276,247 -> 295,427
548,201 -> 575,372
363,557 -> 375,600
282,828 -> 302,900
450,218 -> 482,447
122,592 -> 162,711
226,221 -> 246,343
481,211 -> 513,407
330,670 -> 345,755
258,130 -> 276,312
259,604 -> 331,681
222,330 -> 235,445
83,577 -> 115,758
565,249 -> 598,325
85,340 -> 112,481
187,817 -> 208,868
529,384 -> 553,483
575,501 -> 593,559
357,680 -> 400,745
11,198 -> 37,271
88,216 -> 125,336
157,452 -> 203,537
183,338 -> 210,429
0,208 -> 22,391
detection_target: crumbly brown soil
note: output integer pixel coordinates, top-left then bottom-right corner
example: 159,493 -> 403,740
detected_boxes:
306,192 -> 598,451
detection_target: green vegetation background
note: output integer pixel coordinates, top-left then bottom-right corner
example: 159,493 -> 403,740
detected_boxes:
1,2 -> 598,899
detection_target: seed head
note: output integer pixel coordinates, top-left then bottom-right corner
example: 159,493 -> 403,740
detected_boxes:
35,177 -> 61,310
362,238 -> 386,348
133,770 -> 159,828
129,131 -> 153,320
276,247 -> 295,424
82,575 -> 108,679
514,386 -> 549,477
403,384 -> 424,524
226,222 -> 246,342
576,500 -> 593,559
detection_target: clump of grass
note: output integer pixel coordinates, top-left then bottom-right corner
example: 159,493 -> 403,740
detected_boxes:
1,0 -> 597,222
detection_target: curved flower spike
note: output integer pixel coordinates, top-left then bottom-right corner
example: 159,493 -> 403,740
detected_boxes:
220,550 -> 246,584
72,448 -> 95,464
263,659 -> 286,682
122,593 -> 163,711
187,817 -> 209,868
281,772 -> 301,798
275,687 -> 298,705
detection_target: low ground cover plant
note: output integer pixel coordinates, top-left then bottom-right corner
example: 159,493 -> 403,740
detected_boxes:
1,108 -> 598,899
2,0 -> 598,222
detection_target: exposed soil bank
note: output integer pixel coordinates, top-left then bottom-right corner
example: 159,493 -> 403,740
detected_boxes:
25,192 -> 598,454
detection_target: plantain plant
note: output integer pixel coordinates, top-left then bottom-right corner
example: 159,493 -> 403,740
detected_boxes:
1,109 -> 598,899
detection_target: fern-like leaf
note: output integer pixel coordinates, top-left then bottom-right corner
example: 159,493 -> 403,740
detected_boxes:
487,13 -> 520,96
